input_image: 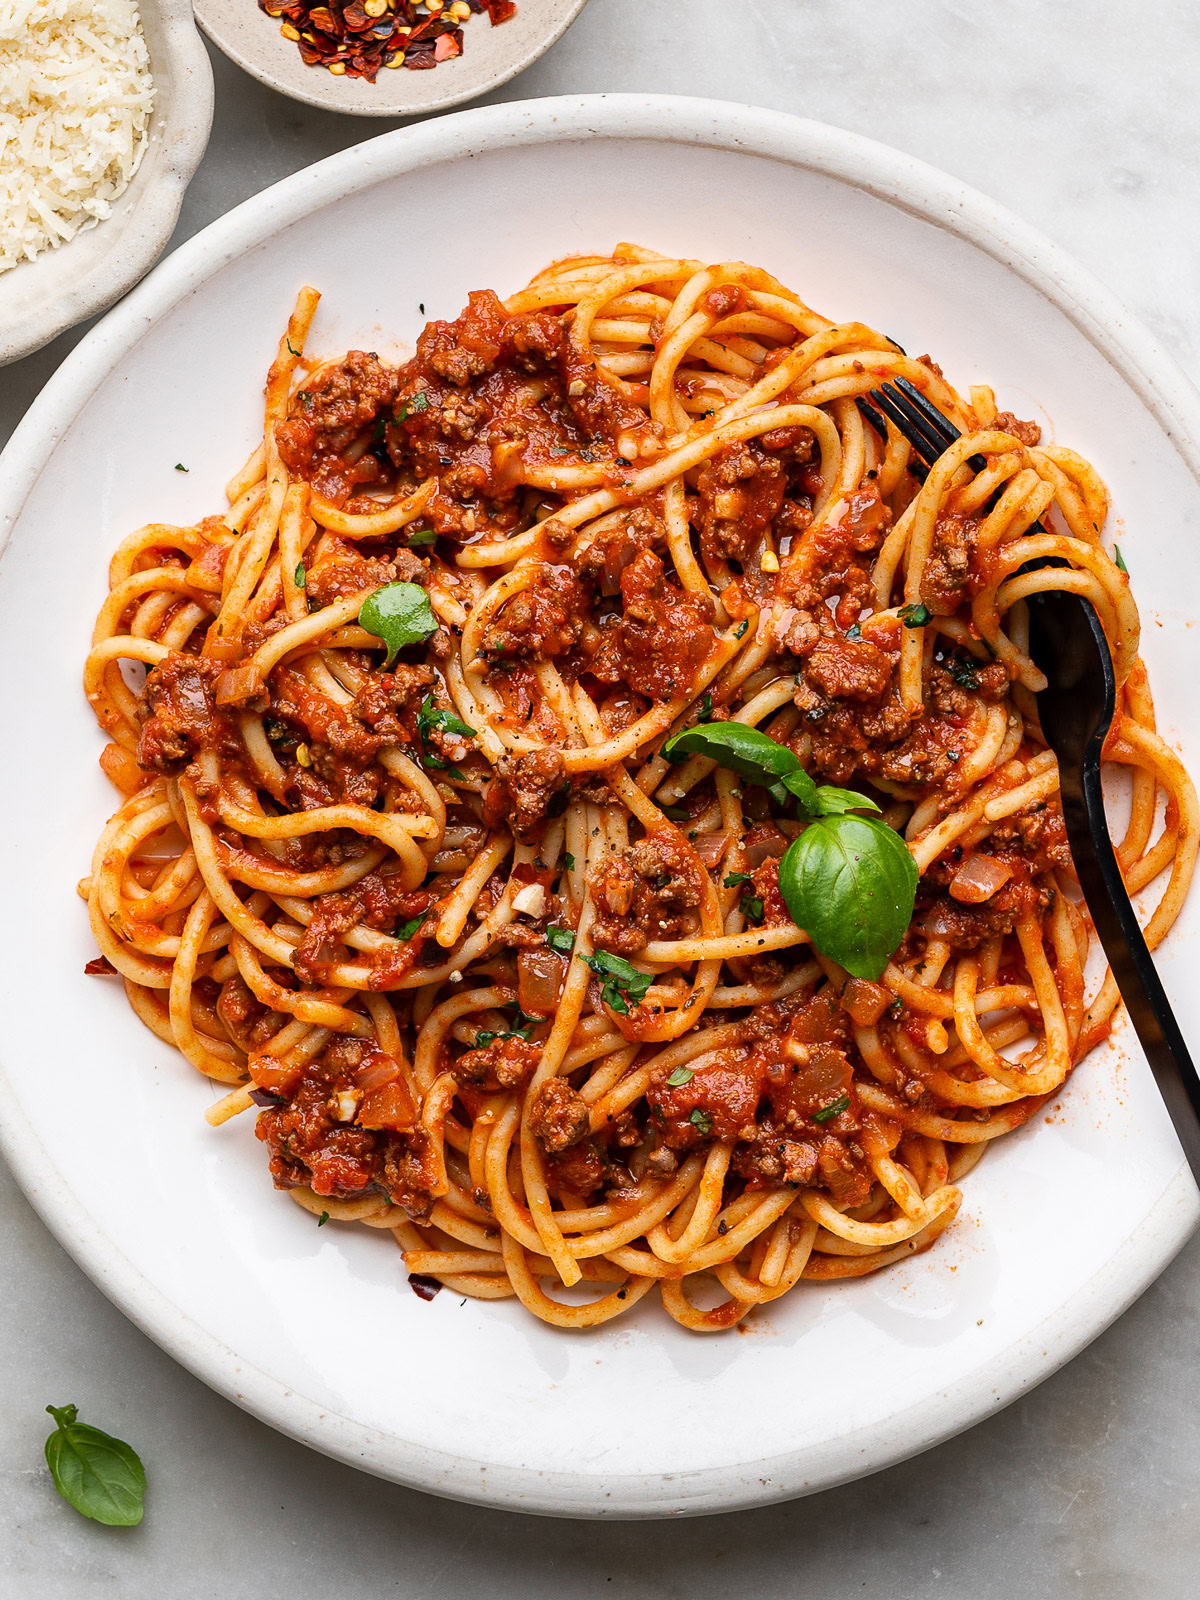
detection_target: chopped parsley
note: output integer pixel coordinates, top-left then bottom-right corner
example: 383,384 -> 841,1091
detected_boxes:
723,872 -> 753,888
734,620 -> 750,639
1114,545 -> 1129,574
174,463 -> 188,473
898,600 -> 931,628
583,950 -> 654,1015
294,562 -> 306,588
564,852 -> 576,872
699,691 -> 713,718
394,916 -> 424,940
739,894 -> 765,923
286,339 -> 301,357
317,1211 -> 330,1226
407,528 -> 436,547
660,803 -> 691,822
546,926 -> 576,955
945,654 -> 979,690
666,1066 -> 694,1087
689,1108 -> 713,1135
395,392 -> 432,424
417,696 -> 476,743
812,1093 -> 850,1124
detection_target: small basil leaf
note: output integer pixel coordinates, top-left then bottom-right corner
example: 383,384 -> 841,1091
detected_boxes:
777,815 -> 917,981
689,1107 -> 713,1134
666,1066 -> 694,1087
43,1404 -> 146,1527
813,786 -> 882,817
416,695 -> 475,742
394,916 -> 424,940
546,926 -> 575,955
781,768 -> 820,811
359,582 -> 436,667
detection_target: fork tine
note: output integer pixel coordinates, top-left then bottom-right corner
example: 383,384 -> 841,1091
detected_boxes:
894,377 -> 987,471
868,386 -> 945,465
855,394 -> 928,481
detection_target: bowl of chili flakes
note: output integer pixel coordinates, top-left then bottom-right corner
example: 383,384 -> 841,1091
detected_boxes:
194,0 -> 588,116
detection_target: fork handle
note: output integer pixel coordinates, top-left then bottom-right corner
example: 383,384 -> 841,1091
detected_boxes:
1067,733 -> 1200,1181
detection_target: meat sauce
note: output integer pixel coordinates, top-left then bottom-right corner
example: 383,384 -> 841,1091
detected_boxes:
132,286 -> 1064,1220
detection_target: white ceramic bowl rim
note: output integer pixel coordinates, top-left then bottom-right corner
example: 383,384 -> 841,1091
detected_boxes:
2,95 -> 1199,1519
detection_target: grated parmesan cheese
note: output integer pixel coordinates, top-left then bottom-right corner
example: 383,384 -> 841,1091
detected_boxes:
0,0 -> 155,273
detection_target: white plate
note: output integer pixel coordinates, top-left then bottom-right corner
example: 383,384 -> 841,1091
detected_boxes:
2,96 -> 1198,1520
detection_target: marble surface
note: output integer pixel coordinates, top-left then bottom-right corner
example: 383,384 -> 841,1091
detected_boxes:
4,2 -> 1200,1593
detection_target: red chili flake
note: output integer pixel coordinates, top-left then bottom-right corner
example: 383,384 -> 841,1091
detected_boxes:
258,0 -> 515,77
408,1272 -> 443,1301
84,955 -> 118,976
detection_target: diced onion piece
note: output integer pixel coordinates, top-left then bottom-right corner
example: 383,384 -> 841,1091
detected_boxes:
248,1053 -> 304,1098
512,882 -> 548,918
949,853 -> 1014,904
691,830 -> 731,868
517,946 -> 564,1018
215,661 -> 264,705
356,1052 -> 402,1094
841,977 -> 892,1027
358,1077 -> 416,1132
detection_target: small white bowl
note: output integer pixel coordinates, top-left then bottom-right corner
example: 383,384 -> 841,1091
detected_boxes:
0,0 -> 214,367
194,0 -> 587,118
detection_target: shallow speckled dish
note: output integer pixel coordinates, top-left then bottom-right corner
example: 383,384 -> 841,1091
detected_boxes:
194,0 -> 587,117
1,97 -> 1199,1518
0,0 -> 213,367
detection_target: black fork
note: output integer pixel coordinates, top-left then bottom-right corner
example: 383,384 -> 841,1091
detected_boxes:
864,379 -> 1200,1180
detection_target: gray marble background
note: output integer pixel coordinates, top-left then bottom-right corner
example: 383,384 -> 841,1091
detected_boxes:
5,2 -> 1200,1594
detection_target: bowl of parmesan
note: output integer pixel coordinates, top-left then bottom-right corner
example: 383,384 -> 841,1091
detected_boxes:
0,0 -> 213,366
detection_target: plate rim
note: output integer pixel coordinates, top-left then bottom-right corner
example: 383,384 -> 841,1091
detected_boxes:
2,93 -> 1198,1518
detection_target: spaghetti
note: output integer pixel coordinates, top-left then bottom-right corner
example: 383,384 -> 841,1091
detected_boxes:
83,247 -> 1198,1332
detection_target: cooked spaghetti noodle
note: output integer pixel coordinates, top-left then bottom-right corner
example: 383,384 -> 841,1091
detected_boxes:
83,247 -> 1198,1332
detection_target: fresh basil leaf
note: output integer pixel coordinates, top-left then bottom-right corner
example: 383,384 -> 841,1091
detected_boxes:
812,1093 -> 850,1124
395,916 -> 424,940
778,815 -> 917,981
689,1107 -> 713,1134
723,872 -> 753,888
898,600 -> 931,628
407,528 -> 436,547
813,786 -> 881,817
666,1066 -> 694,1087
416,695 -> 475,742
43,1405 -> 145,1527
359,582 -> 436,667
294,562 -> 306,588
739,894 -> 765,923
663,721 -> 800,785
546,926 -> 575,955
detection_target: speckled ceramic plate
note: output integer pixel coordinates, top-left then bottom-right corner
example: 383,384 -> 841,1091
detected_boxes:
194,0 -> 587,117
1,97 -> 1198,1519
